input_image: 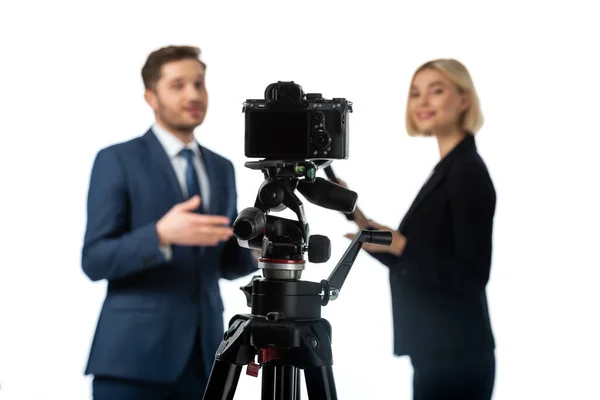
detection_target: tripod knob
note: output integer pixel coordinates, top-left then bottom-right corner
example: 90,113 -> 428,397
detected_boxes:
308,235 -> 331,263
240,276 -> 258,307
266,312 -> 282,321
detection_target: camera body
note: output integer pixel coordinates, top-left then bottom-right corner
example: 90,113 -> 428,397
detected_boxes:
243,81 -> 352,160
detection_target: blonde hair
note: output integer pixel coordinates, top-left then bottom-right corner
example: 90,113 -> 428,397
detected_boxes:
405,58 -> 484,136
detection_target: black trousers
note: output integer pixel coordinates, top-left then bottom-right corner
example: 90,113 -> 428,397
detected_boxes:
92,330 -> 207,400
411,350 -> 495,400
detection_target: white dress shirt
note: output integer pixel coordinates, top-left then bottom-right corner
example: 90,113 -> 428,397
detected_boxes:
152,123 -> 212,260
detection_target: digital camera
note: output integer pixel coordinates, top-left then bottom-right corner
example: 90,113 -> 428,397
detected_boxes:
243,81 -> 352,160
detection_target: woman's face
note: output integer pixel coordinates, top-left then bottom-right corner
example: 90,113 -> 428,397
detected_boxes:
408,68 -> 469,136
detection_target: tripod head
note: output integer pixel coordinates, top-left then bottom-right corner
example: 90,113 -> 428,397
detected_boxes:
232,158 -> 392,311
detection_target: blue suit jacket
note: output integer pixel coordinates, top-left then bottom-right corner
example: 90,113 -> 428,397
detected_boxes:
81,128 -> 257,383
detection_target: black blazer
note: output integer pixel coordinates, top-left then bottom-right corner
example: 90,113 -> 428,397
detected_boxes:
369,134 -> 496,360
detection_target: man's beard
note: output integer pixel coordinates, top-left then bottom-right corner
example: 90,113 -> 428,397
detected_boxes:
157,106 -> 200,135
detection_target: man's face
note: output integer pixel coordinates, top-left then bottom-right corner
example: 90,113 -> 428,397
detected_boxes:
145,58 -> 208,134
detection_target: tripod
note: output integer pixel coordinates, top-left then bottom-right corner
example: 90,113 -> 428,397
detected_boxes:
202,160 -> 392,400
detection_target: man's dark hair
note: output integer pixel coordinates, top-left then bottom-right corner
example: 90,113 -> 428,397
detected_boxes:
141,45 -> 206,90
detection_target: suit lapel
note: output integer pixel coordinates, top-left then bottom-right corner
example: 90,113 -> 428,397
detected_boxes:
198,144 -> 218,216
196,144 -> 220,259
142,129 -> 185,204
398,169 -> 445,232
398,135 -> 477,232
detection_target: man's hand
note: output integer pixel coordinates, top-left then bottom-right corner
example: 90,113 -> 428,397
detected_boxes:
345,220 -> 407,256
156,195 -> 233,247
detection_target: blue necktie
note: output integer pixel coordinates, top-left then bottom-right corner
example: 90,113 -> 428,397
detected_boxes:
179,148 -> 204,213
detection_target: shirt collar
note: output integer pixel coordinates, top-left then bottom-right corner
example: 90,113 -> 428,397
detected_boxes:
152,122 -> 201,160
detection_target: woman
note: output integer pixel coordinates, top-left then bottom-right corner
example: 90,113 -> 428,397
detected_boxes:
342,59 -> 496,399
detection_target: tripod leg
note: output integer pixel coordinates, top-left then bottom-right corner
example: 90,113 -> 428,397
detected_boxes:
202,359 -> 242,400
261,365 -> 301,400
281,366 -> 301,400
261,364 -> 276,400
304,366 -> 337,400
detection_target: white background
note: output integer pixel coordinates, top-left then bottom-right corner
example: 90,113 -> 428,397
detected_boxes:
1,0 -> 599,399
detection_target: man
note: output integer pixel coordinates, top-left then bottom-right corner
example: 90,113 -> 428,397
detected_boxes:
81,45 -> 258,399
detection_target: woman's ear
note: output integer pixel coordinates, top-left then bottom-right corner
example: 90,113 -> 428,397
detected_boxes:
459,91 -> 471,112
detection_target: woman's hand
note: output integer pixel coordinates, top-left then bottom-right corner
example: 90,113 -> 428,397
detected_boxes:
345,220 -> 407,256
